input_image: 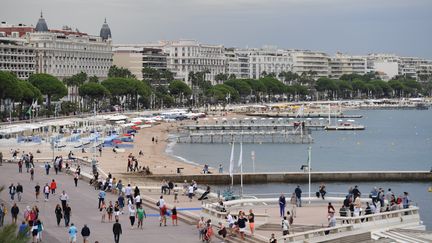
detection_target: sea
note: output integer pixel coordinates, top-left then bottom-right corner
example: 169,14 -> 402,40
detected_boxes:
167,109 -> 432,229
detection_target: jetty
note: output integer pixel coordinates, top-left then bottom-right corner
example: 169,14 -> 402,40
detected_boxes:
132,171 -> 432,184
245,112 -> 363,118
175,130 -> 313,144
177,123 -> 314,144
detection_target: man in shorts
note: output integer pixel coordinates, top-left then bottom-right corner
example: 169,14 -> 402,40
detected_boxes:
68,223 -> 78,243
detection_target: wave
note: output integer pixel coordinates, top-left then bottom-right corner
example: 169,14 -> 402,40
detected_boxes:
165,135 -> 201,167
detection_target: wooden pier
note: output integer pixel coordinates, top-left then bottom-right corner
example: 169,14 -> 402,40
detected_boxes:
246,112 -> 363,118
182,123 -> 325,131
177,122 -> 314,144
175,130 -> 313,144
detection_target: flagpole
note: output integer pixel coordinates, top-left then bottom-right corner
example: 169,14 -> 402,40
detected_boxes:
229,142 -> 235,189
240,142 -> 243,199
308,146 -> 311,204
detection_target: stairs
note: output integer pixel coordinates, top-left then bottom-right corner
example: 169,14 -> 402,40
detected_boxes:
373,229 -> 432,243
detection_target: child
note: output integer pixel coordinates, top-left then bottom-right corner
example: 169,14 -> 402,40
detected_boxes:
171,206 -> 178,226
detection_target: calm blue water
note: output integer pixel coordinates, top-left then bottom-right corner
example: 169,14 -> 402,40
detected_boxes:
168,109 -> 432,229
170,109 -> 432,172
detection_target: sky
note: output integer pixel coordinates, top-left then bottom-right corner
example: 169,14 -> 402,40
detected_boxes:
2,0 -> 432,58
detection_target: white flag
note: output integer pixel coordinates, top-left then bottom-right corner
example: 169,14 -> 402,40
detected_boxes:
237,142 -> 243,167
296,105 -> 304,118
229,142 -> 235,177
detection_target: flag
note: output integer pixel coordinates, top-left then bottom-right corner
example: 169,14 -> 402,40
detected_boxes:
296,105 -> 304,118
237,142 -> 243,167
229,142 -> 235,177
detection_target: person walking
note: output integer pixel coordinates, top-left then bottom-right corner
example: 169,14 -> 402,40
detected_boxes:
100,202 -> 107,223
137,205 -> 146,229
16,183 -> 23,202
44,162 -> 50,175
60,191 -> 69,211
64,204 -> 71,227
0,203 -> 4,227
279,193 -> 286,217
18,221 -> 28,237
81,224 -> 91,243
128,204 -> 136,229
269,233 -> 277,243
30,166 -> 35,181
159,204 -> 167,227
295,185 -> 302,207
237,213 -> 248,240
248,209 -> 255,235
9,183 -> 16,201
36,219 -> 44,242
112,219 -> 122,243
43,184 -> 50,201
50,180 -> 57,194
171,206 -> 177,226
282,216 -> 290,238
107,201 -> 114,222
402,192 -> 410,209
290,192 -> 297,218
18,160 -> 23,173
34,183 -> 40,202
11,203 -> 19,224
98,189 -> 106,209
68,223 -> 78,243
74,173 -> 79,187
55,204 -> 63,226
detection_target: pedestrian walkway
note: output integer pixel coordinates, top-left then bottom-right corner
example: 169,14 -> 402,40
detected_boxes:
0,163 -> 199,243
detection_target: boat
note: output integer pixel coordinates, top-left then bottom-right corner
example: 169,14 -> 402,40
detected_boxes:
325,122 -> 365,131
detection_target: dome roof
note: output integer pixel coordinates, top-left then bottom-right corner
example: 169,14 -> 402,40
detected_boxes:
100,18 -> 111,41
35,12 -> 49,32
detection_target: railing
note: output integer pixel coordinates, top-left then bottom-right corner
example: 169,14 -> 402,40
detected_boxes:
334,206 -> 420,225
275,207 -> 422,243
277,225 -> 355,242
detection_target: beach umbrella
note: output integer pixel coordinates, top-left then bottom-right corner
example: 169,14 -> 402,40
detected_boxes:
232,118 -> 237,120
319,118 -> 324,120
306,118 -> 312,120
222,118 -> 227,120
261,118 -> 266,120
252,117 -> 257,120
338,119 -> 343,122
268,118 -> 274,120
347,119 -> 355,122
289,118 -> 294,120
244,117 -> 250,120
204,118 -> 209,120
213,118 -> 218,120
278,118 -> 283,120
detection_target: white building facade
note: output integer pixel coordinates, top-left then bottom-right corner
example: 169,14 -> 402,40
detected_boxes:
242,47 -> 292,79
159,40 -> 225,85
224,48 -> 250,79
0,37 -> 36,79
290,50 -> 330,78
329,53 -> 367,79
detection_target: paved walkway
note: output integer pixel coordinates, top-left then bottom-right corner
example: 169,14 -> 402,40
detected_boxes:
0,163 -> 199,243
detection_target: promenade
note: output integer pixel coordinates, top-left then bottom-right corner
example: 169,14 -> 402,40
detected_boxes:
0,163 -> 198,243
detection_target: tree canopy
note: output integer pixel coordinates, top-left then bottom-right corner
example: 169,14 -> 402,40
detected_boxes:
28,73 -> 67,107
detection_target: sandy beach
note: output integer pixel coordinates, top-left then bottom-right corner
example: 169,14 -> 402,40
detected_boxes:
0,120 -> 209,177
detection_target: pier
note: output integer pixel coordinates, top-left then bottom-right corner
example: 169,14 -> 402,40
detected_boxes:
177,123 -> 314,143
175,130 -> 314,144
245,112 -> 363,118
131,171 -> 432,184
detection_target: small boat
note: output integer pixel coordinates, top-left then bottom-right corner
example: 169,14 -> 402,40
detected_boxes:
428,187 -> 432,192
325,122 -> 365,131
